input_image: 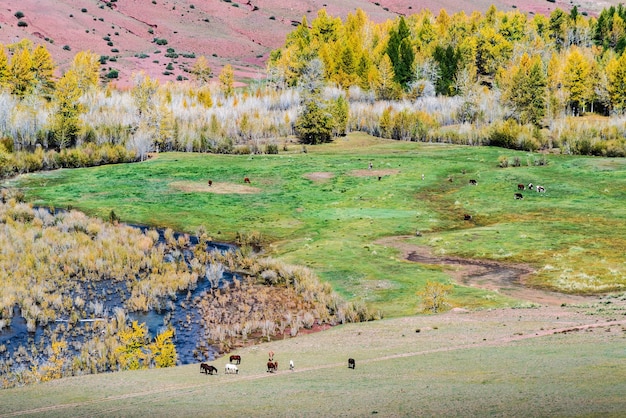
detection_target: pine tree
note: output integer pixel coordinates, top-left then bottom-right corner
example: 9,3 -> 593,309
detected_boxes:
387,16 -> 415,89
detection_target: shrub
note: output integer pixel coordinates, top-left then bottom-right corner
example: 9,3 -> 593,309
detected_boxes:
14,11 -> 25,19
81,8 -> 87,12
63,45 -> 71,51
17,21 -> 28,27
111,48 -> 119,53
154,38 -> 168,45
106,69 -> 119,79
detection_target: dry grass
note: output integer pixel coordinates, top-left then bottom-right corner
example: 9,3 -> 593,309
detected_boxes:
169,180 -> 260,194
2,298 -> 625,416
303,172 -> 334,182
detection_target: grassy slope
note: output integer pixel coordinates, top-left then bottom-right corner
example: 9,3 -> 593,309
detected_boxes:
1,301 -> 625,417
5,133 -> 626,316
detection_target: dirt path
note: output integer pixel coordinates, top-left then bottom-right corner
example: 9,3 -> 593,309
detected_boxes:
376,236 -> 598,306
4,318 -> 625,417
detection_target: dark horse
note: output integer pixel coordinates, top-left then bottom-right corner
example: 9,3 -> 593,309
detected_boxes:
200,363 -> 218,375
229,355 -> 241,364
244,177 -> 251,184
348,358 -> 356,369
267,361 -> 278,373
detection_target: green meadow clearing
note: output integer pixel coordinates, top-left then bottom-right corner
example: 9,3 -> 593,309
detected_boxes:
5,133 -> 626,316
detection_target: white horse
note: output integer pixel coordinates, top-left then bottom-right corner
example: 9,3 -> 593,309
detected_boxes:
225,363 -> 239,374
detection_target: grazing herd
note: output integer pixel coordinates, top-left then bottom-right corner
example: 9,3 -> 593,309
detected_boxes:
461,177 -> 547,220
200,354 -> 357,377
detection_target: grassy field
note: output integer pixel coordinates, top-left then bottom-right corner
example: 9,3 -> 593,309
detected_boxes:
4,133 -> 626,316
1,299 -> 625,417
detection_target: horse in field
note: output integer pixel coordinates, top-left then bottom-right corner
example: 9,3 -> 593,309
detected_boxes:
244,177 -> 251,184
267,361 -> 278,373
200,363 -> 217,375
207,180 -> 212,187
229,354 -> 241,364
225,363 -> 239,374
348,358 -> 356,369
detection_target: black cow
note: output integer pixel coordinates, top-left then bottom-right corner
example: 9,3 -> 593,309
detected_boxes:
348,358 -> 356,369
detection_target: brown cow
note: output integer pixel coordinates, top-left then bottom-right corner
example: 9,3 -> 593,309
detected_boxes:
267,361 -> 278,373
244,177 -> 251,184
208,180 -> 212,187
517,184 -> 525,190
464,214 -> 472,221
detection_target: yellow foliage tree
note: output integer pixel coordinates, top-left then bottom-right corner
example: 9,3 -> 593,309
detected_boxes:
418,281 -> 453,313
219,64 -> 235,98
31,44 -> 56,96
149,328 -> 177,368
191,55 -> 212,85
116,320 -> 149,370
606,52 -> 626,113
70,50 -> 100,92
51,69 -> 83,149
9,47 -> 35,96
0,44 -> 10,90
40,340 -> 68,382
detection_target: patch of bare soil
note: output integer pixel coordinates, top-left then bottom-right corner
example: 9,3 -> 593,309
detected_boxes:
376,236 -> 599,306
170,181 -> 260,194
350,169 -> 400,177
304,172 -> 334,182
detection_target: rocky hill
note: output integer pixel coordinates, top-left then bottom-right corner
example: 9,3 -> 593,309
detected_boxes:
0,0 -> 616,86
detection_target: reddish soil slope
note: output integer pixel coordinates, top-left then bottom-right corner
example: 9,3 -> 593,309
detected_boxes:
0,0 -> 619,87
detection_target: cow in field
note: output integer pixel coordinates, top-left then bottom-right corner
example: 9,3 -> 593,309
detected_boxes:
348,358 -> 356,369
469,179 -> 477,185
207,180 -> 212,187
517,184 -> 525,190
536,185 -> 546,193
514,193 -> 524,200
528,183 -> 534,190
464,214 -> 472,221
267,361 -> 278,373
244,177 -> 251,184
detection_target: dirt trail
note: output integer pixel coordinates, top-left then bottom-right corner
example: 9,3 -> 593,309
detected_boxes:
376,236 -> 597,306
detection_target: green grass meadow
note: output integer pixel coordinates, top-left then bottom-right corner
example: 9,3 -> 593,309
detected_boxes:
5,133 -> 626,316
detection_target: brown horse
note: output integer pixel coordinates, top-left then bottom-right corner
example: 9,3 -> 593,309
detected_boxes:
267,361 -> 278,373
229,355 -> 241,364
244,177 -> 251,184
200,363 -> 218,375
208,180 -> 213,187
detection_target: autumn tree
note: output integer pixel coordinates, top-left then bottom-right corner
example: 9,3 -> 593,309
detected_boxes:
219,64 -> 235,98
475,26 -> 512,80
116,320 -> 149,370
148,327 -> 177,368
31,44 -> 56,97
50,69 -> 83,149
418,281 -> 453,313
563,47 -> 593,115
191,55 -> 212,85
0,45 -> 9,90
70,51 -> 100,93
9,47 -> 35,96
606,52 -> 626,113
500,54 -> 547,126
131,73 -> 159,117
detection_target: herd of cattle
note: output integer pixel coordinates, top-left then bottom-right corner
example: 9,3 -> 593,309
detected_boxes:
463,179 -> 546,221
199,355 -> 356,376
